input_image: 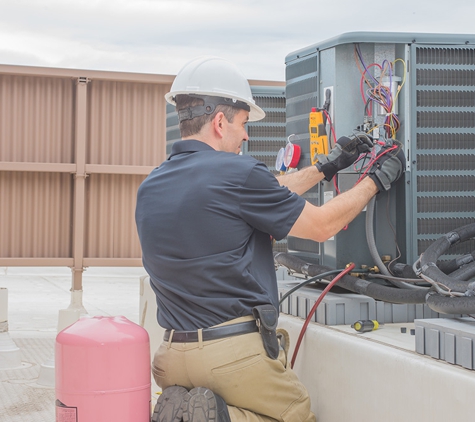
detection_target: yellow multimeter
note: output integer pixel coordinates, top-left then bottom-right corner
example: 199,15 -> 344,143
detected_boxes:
309,107 -> 329,164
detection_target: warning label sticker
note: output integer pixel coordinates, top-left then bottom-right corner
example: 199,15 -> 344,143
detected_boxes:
55,399 -> 78,422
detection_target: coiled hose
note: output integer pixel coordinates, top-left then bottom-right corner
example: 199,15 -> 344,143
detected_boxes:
417,222 -> 475,314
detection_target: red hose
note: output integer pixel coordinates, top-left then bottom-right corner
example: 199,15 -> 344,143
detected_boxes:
290,263 -> 356,369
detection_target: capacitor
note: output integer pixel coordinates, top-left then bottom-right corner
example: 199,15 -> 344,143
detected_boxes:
351,319 -> 379,333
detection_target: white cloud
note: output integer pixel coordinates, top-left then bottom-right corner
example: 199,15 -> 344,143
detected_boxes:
0,0 -> 474,81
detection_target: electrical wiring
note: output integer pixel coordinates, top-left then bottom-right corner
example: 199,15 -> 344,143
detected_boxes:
333,175 -> 341,195
420,274 -> 466,297
331,130 -> 375,194
322,109 -> 336,145
354,44 -> 407,139
331,138 -> 393,199
413,255 -> 467,297
392,58 -> 407,102
320,107 -> 343,195
290,263 -> 356,369
354,141 -> 398,185
351,133 -> 377,173
354,45 -> 380,87
359,63 -> 382,115
323,46 -> 407,227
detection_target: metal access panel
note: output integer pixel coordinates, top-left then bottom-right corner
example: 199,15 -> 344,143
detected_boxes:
285,32 -> 475,268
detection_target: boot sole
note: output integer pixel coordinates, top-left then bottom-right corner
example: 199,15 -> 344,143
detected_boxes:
152,385 -> 188,422
182,387 -> 218,422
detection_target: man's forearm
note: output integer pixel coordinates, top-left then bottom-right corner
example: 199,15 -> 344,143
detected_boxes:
288,176 -> 378,242
276,166 -> 324,195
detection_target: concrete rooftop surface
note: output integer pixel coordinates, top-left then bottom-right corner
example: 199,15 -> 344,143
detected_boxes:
0,266 -> 148,422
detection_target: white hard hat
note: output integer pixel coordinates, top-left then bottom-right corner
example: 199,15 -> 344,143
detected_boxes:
165,56 -> 265,122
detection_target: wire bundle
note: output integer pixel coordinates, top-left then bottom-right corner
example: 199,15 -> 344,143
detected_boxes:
354,44 -> 406,139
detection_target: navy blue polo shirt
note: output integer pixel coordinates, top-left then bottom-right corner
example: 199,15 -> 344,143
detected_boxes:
135,140 -> 306,331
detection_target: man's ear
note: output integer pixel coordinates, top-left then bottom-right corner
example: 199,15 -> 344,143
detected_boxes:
213,111 -> 226,138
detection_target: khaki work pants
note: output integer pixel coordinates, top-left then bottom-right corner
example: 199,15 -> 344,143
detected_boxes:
152,316 -> 316,422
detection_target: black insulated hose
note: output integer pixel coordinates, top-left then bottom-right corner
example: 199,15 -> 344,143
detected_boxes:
418,223 -> 475,293
426,292 -> 475,315
275,222 -> 475,314
418,222 -> 475,314
274,252 -> 429,304
437,251 -> 475,275
448,260 -> 475,282
365,197 -> 426,290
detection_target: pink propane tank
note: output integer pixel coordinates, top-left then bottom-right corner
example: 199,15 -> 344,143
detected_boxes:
55,316 -> 151,422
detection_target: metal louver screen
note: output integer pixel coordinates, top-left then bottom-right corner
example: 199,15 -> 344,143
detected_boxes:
165,103 -> 180,156
413,46 -> 475,258
285,56 -> 319,137
244,90 -> 287,253
244,94 -> 286,174
284,54 -> 320,258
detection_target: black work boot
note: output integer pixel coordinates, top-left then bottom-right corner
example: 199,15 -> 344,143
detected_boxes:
152,385 -> 189,422
182,387 -> 231,422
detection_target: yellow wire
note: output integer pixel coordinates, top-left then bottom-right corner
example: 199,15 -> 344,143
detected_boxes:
354,46 -> 408,140
392,58 -> 407,104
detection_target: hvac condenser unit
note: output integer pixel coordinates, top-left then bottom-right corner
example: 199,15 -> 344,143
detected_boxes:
285,32 -> 475,269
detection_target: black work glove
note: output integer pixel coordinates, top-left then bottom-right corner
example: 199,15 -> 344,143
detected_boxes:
315,135 -> 373,181
368,140 -> 405,192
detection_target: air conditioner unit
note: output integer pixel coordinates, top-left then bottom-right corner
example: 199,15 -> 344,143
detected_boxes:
285,32 -> 475,270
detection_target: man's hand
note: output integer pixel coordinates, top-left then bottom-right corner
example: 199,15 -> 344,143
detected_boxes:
315,135 -> 372,181
368,140 -> 405,192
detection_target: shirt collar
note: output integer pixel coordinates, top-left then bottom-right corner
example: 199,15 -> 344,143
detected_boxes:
168,140 -> 215,160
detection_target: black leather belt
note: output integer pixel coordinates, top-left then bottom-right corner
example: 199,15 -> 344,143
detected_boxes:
163,320 -> 258,343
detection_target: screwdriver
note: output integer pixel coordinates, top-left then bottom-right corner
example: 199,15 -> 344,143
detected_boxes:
351,320 -> 380,333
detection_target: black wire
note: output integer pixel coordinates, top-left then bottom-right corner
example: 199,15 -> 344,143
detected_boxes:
364,97 -> 372,117
279,269 -> 346,305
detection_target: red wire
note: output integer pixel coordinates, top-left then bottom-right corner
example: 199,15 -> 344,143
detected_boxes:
332,175 -> 341,195
290,263 -> 356,369
359,63 -> 382,113
322,109 -> 336,146
354,144 -> 398,185
332,143 -> 395,195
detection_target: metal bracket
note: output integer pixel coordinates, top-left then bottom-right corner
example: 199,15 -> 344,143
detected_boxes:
77,76 -> 90,85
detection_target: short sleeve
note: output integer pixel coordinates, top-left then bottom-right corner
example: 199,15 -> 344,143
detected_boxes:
239,162 -> 306,240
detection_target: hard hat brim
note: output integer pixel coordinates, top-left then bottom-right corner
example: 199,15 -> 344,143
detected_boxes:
165,90 -> 265,122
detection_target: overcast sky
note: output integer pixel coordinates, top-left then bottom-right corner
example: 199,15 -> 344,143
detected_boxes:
1,0 -> 474,81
